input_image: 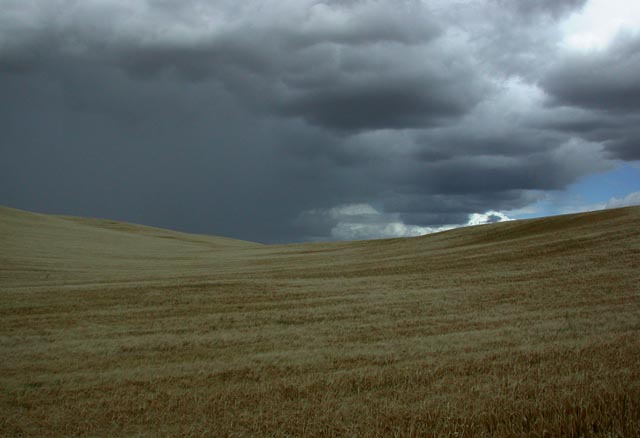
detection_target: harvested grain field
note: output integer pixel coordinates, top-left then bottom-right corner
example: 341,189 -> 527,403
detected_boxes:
1,205 -> 639,437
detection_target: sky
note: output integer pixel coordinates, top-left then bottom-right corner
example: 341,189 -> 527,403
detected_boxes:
1,0 -> 639,243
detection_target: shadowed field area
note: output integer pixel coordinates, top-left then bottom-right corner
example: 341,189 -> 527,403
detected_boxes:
1,205 -> 639,437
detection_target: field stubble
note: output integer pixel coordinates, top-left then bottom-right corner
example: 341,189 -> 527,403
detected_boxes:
1,205 -> 640,437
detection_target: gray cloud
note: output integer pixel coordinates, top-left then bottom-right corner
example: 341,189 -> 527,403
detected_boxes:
603,128 -> 640,160
540,34 -> 640,160
409,139 -> 606,193
279,73 -> 483,131
543,34 -> 640,112
496,0 -> 587,19
0,0 -> 635,242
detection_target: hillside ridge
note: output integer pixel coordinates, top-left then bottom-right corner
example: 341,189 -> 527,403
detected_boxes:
2,203 -> 638,250
2,203 -> 638,288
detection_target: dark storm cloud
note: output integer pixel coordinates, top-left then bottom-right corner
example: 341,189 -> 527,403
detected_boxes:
543,34 -> 640,112
540,34 -> 640,160
279,75 -> 480,131
282,1 -> 441,47
496,0 -> 587,19
387,190 -> 541,226
405,144 -> 604,194
0,0 -> 634,242
412,127 -> 561,162
603,129 -> 640,160
534,108 -> 640,161
104,3 -> 456,132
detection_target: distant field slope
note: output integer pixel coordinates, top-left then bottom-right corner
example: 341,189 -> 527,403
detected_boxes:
1,205 -> 639,437
0,205 -> 260,287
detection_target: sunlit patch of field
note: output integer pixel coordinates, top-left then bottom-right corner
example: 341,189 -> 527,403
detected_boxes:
1,205 -> 639,437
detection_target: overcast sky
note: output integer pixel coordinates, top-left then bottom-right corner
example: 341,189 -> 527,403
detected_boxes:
1,0 -> 639,243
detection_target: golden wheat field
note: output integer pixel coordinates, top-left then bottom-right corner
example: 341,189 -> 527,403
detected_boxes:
1,205 -> 639,437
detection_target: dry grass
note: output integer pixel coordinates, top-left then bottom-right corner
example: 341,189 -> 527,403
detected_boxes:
1,205 -> 639,437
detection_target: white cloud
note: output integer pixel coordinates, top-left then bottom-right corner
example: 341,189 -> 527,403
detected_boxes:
605,191 -> 640,209
330,221 -> 451,241
561,0 -> 640,51
321,203 -> 451,240
301,203 -> 512,241
467,211 -> 512,226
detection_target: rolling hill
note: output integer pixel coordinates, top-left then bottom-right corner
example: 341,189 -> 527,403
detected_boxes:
1,205 -> 639,437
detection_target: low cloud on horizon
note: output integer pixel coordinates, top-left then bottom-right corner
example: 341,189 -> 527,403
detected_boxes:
1,0 -> 639,243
